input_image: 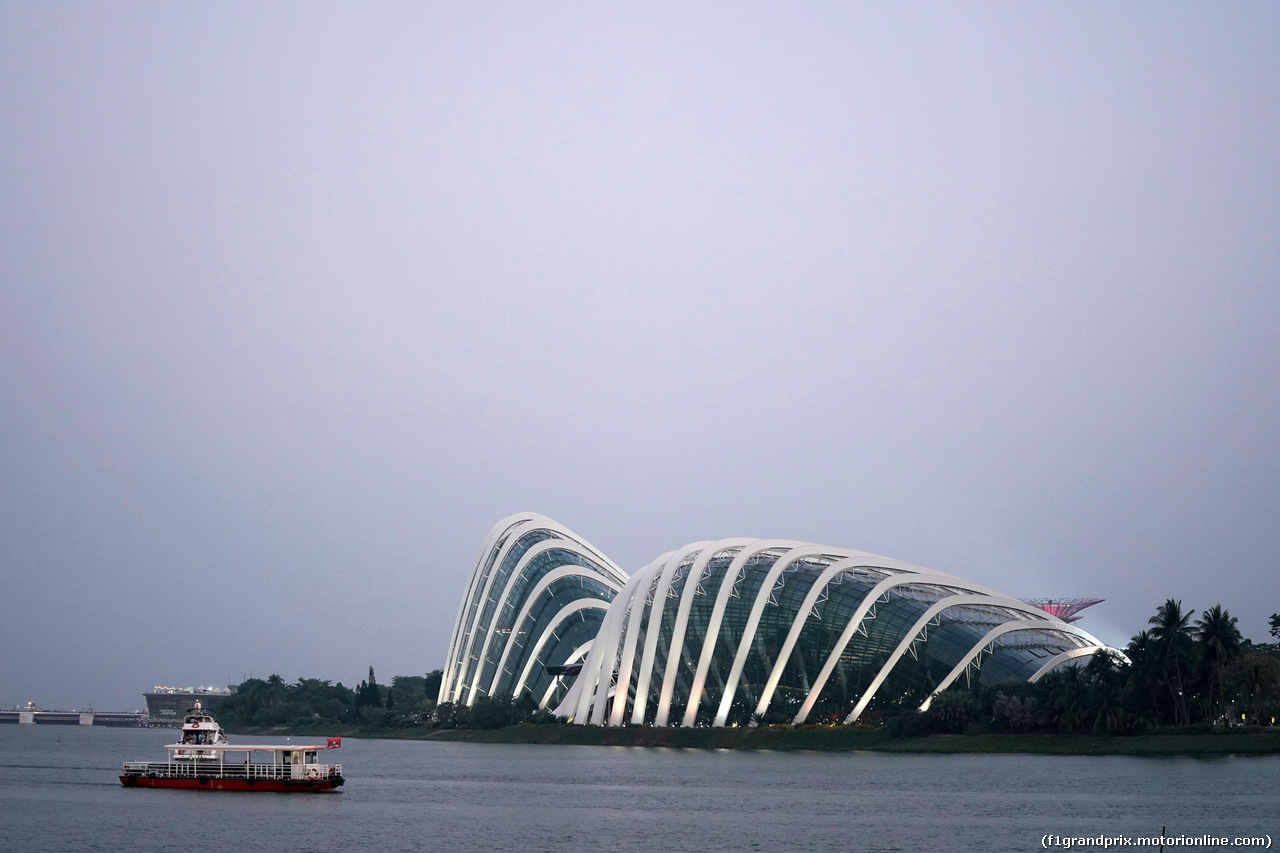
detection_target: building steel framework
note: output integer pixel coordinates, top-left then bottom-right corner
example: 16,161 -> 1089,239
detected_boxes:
441,515 -> 1115,727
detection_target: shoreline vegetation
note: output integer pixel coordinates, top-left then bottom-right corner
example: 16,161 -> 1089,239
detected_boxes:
216,603 -> 1280,756
229,722 -> 1280,756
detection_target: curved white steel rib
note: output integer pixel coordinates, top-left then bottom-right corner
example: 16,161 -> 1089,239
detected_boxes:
570,558 -> 658,724
468,539 -> 622,704
712,545 -> 853,727
653,539 -> 753,727
1028,645 -> 1105,683
790,570 -> 1020,724
679,540 -> 804,727
841,595 -> 1055,724
630,543 -> 712,725
749,555 -> 883,721
917,621 -> 1099,711
449,514 -> 1121,729
449,516 -> 623,705
539,642 -> 594,708
441,512 -> 539,702
554,670 -> 587,720
468,539 -> 583,703
509,599 -> 610,702
440,520 -> 500,703
449,517 -> 555,702
604,558 -> 669,725
601,561 -> 674,724
486,563 -> 621,697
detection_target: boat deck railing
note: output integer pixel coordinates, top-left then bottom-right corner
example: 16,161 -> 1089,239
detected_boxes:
121,761 -> 342,780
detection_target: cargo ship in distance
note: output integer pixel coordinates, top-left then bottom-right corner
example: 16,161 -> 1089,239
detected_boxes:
120,703 -> 344,792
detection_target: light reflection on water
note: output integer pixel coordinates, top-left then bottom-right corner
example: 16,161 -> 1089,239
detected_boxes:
1,725 -> 1276,852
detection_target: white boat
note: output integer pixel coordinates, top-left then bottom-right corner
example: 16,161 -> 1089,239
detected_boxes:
173,702 -> 229,760
120,703 -> 344,792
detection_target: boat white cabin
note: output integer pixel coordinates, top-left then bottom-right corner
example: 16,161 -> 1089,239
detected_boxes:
121,738 -> 344,791
174,702 -> 228,760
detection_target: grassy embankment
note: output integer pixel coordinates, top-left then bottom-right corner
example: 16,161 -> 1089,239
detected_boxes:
234,723 -> 1280,756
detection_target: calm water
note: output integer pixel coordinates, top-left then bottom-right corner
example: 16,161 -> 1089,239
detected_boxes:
1,725 -> 1276,852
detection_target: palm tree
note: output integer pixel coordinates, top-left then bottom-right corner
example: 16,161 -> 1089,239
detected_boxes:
1125,630 -> 1157,675
1085,650 -> 1125,734
1148,599 -> 1194,725
928,690 -> 979,734
1225,652 -> 1280,724
1122,630 -> 1163,729
1048,665 -> 1088,731
1084,648 -> 1123,684
1193,605 -> 1242,722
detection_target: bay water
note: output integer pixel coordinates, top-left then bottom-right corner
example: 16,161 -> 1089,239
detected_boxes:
1,725 -> 1276,851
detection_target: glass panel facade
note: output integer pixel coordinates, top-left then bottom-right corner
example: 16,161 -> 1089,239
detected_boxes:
664,551 -> 739,724
446,516 -> 1113,726
495,575 -> 615,695
524,608 -> 607,708
476,548 -> 611,691
443,519 -> 625,708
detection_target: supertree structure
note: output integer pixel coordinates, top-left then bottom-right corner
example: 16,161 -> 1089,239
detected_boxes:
1020,597 -> 1104,624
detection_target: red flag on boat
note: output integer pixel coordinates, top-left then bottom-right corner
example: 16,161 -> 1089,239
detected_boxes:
326,737 -> 341,749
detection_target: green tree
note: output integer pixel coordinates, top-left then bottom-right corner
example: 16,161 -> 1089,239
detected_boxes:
433,702 -> 462,728
1193,605 -> 1243,721
1047,665 -> 1088,731
424,669 -> 443,702
215,677 -> 355,728
1226,653 -> 1280,724
1149,599 -> 1195,725
924,690 -> 979,734
390,675 -> 425,695
1270,613 -> 1279,639
1084,650 -> 1126,734
1123,630 -> 1164,728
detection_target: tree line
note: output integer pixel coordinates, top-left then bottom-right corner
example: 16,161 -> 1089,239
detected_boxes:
214,665 -> 560,731
215,667 -> 444,729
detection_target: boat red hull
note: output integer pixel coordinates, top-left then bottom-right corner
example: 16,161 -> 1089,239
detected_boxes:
120,775 -> 342,792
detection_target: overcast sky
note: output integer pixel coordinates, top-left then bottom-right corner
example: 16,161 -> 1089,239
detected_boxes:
2,3 -> 1277,711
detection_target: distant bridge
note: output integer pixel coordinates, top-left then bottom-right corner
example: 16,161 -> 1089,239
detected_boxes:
0,709 -> 147,727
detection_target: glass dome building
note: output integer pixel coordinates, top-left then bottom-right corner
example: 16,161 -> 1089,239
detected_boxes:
439,513 -> 628,712
442,515 -> 1112,727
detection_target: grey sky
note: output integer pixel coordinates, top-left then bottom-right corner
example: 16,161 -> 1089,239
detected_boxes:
2,3 -> 1277,711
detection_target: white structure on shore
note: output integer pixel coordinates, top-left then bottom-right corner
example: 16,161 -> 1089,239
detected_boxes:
441,514 -> 1114,727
